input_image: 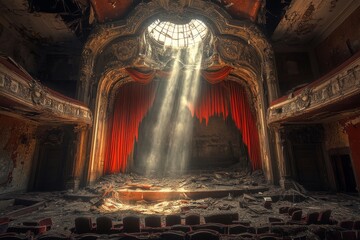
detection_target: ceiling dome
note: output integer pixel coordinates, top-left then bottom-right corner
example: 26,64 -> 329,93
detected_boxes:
147,19 -> 208,48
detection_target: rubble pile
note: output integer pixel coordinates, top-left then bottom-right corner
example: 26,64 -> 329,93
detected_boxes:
1,169 -> 360,239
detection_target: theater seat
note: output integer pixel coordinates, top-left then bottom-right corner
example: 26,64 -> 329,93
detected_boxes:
122,216 -> 140,233
165,215 -> 181,227
74,217 -> 95,234
159,230 -> 185,240
187,230 -> 219,240
192,223 -> 227,234
185,214 -> 200,226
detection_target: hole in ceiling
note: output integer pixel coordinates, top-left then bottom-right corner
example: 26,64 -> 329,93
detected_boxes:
147,19 -> 208,48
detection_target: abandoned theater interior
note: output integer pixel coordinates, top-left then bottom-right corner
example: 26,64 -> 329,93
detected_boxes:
0,0 -> 360,239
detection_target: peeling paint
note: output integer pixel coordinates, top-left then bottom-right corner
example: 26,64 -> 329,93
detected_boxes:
0,114 -> 37,194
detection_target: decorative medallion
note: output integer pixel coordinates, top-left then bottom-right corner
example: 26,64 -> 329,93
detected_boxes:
113,38 -> 139,62
296,87 -> 311,110
30,80 -> 46,105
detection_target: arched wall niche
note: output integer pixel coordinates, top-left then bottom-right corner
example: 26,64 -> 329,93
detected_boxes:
78,0 -> 279,183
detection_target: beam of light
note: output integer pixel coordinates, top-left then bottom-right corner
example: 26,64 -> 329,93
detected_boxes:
142,44 -> 204,176
145,50 -> 182,175
164,44 -> 203,173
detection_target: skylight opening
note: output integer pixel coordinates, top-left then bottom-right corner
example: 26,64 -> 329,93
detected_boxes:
147,19 -> 208,48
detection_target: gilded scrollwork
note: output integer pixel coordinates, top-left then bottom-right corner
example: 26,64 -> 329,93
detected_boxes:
268,58 -> 360,124
112,38 -> 139,62
80,0 -> 277,106
0,64 -> 92,125
217,38 -> 242,61
216,37 -> 261,74
30,80 -> 46,105
85,0 -> 276,183
296,87 -> 311,110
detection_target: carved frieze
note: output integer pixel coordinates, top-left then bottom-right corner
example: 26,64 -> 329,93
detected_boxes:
30,80 -> 46,105
112,38 -> 139,62
80,48 -> 93,82
296,87 -> 311,110
216,37 -> 261,71
96,37 -> 140,76
80,0 -> 277,105
83,0 -> 276,183
268,59 -> 360,124
0,64 -> 93,125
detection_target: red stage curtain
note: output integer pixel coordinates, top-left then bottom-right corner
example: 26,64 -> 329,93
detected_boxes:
126,68 -> 156,84
105,67 -> 261,174
201,66 -> 233,84
104,81 -> 157,174
126,66 -> 232,84
192,82 -> 229,125
192,80 -> 262,170
227,82 -> 262,170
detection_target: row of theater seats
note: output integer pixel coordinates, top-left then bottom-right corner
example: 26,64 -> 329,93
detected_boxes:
73,213 -> 247,234
0,217 -> 52,236
0,230 -> 301,239
3,210 -> 360,239
269,207 -> 360,230
4,230 -> 360,240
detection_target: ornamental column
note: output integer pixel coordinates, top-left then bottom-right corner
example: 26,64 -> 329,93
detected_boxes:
66,124 -> 89,191
274,125 -> 293,189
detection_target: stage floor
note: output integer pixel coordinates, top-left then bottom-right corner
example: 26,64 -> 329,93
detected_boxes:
91,169 -> 268,201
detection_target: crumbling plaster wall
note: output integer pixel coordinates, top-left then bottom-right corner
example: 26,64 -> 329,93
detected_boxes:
0,114 -> 37,194
323,121 -> 350,190
191,116 -> 244,169
323,121 -> 349,151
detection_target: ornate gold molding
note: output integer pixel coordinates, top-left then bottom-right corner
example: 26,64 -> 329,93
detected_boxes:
268,57 -> 360,124
82,0 -> 278,183
0,62 -> 92,125
78,0 -> 278,105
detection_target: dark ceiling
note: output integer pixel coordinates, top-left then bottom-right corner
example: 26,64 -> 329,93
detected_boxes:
5,0 -> 358,49
25,0 -> 290,42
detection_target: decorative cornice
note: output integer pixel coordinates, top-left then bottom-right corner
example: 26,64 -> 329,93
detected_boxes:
0,62 -> 92,125
78,0 -> 279,104
268,56 -> 360,124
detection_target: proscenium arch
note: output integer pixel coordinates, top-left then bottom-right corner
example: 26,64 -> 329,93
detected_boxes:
91,66 -> 264,181
79,0 -> 279,183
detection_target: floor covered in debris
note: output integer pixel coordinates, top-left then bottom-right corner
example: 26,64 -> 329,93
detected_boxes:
2,169 -> 360,239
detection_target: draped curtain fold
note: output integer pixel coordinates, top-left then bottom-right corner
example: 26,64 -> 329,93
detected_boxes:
192,80 -> 262,170
104,81 -> 157,174
126,68 -> 156,83
104,66 -> 261,174
201,66 -> 233,84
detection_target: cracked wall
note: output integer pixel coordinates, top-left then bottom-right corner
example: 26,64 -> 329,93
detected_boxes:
0,114 -> 37,194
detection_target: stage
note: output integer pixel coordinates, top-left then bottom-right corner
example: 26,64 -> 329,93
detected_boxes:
84,169 -> 269,214
89,169 -> 265,199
